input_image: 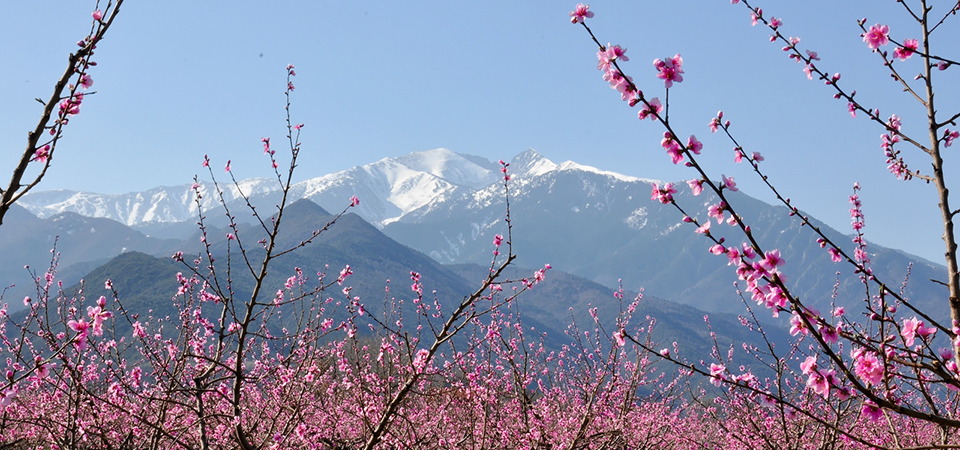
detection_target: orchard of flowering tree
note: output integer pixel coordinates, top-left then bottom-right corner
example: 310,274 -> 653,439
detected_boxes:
2,0 -> 960,448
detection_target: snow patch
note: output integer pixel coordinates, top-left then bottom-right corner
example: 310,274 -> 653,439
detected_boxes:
625,208 -> 648,230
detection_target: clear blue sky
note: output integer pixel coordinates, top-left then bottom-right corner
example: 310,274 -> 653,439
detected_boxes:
1,1 -> 958,264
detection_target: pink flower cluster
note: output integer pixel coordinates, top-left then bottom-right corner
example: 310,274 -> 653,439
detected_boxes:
882,115 -> 909,179
653,54 -> 684,88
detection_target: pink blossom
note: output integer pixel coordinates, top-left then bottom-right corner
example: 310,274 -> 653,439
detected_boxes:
801,355 -> 818,375
944,129 -> 959,148
262,137 -> 272,155
412,348 -> 431,372
902,317 -> 922,347
789,312 -> 809,336
725,247 -> 740,265
888,114 -> 902,131
863,24 -> 890,50
68,318 -> 91,348
769,17 -> 783,29
806,370 -> 829,397
338,265 -> 353,285
225,160 -> 231,172
848,102 -> 857,118
820,325 -> 839,344
709,117 -> 720,133
33,145 -> 50,164
826,247 -> 841,262
78,74 -> 93,89
806,50 -> 820,61
721,174 -> 738,191
569,3 -> 594,24
759,394 -> 776,408
87,303 -> 113,336
350,195 -> 360,207
894,38 -> 918,60
653,54 -> 684,88
853,349 -> 884,386
861,400 -> 883,422
709,363 -> 726,387
695,221 -> 711,234
605,44 -> 629,62
759,250 -> 784,273
0,388 -> 15,408
709,244 -> 725,255
662,133 -> 683,164
651,182 -> 676,204
92,9 -> 103,20
687,135 -> 703,154
35,359 -> 53,379
708,202 -> 726,224
752,152 -> 764,161
638,97 -> 663,121
613,329 -> 626,347
687,179 -> 704,196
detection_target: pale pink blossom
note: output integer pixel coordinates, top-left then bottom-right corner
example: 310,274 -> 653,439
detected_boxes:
721,174 -> 738,191
709,363 -> 726,387
687,179 -> 704,196
604,44 -> 628,62
695,221 -> 711,234
651,182 -> 676,204
78,74 -> 93,89
638,97 -> 663,121
569,4 -> 594,24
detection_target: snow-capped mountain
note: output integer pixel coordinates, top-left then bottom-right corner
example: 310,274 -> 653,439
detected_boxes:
18,178 -> 281,227
15,147 -> 948,318
19,148 -> 639,230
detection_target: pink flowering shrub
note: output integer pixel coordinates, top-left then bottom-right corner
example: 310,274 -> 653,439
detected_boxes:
4,1 -> 960,449
570,0 -> 960,447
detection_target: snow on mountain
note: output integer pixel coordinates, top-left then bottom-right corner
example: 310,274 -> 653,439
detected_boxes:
393,148 -> 500,189
19,178 -> 281,226
20,148 -> 521,229
19,147 -> 660,234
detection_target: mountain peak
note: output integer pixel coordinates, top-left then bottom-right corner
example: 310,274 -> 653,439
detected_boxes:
511,148 -> 557,177
393,148 -> 498,189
